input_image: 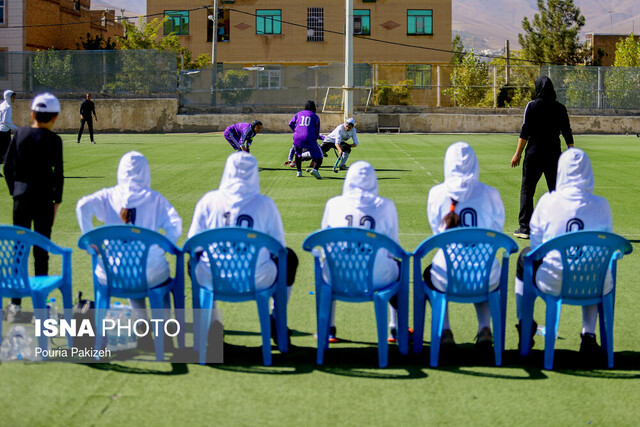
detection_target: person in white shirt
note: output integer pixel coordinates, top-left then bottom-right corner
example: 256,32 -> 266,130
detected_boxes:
320,118 -> 359,172
188,152 -> 298,336
426,142 -> 505,349
0,90 -> 18,176
514,148 -> 612,356
320,160 -> 401,342
76,151 -> 183,317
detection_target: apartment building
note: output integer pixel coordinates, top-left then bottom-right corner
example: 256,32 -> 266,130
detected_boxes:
586,33 -> 640,66
147,0 -> 452,105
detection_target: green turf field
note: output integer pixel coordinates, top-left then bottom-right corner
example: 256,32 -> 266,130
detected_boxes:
1,133 -> 639,425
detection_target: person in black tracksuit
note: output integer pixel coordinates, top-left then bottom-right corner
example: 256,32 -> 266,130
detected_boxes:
510,76 -> 574,239
3,93 -> 64,317
77,93 -> 97,144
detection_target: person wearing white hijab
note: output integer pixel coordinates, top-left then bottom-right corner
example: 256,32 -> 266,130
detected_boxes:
0,90 -> 18,174
76,151 -> 183,313
320,160 -> 400,341
514,148 -> 612,355
188,152 -> 297,332
426,142 -> 505,348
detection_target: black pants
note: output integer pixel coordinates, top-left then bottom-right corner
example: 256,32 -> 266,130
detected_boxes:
518,152 -> 560,230
12,195 -> 55,305
0,130 -> 11,164
321,142 -> 352,155
77,118 -> 94,142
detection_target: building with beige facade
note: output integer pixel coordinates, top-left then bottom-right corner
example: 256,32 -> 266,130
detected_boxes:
147,0 -> 452,106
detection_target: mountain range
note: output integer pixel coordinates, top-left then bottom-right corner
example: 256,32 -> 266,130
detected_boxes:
90,0 -> 640,51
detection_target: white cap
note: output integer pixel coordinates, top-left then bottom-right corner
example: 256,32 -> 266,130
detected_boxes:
346,117 -> 356,126
31,92 -> 60,113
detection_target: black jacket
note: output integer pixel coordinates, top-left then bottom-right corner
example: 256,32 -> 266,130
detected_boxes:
80,100 -> 96,120
520,76 -> 574,157
3,127 -> 64,203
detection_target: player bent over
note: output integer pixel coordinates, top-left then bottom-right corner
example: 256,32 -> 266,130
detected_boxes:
224,120 -> 262,152
321,118 -> 359,173
289,101 -> 324,179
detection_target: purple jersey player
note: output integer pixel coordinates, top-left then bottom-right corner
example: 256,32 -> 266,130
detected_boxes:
224,120 -> 262,152
288,100 -> 324,179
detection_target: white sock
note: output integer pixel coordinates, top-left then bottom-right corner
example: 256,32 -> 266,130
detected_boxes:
474,301 -> 491,332
330,301 -> 337,327
514,277 -> 524,321
582,305 -> 598,335
389,305 -> 398,329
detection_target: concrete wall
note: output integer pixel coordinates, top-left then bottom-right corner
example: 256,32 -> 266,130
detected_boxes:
9,98 -> 640,135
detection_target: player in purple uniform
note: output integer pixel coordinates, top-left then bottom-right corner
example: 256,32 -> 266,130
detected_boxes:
224,120 -> 263,152
289,101 -> 324,179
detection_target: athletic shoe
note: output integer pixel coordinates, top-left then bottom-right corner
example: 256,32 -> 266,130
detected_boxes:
579,332 -> 600,354
91,140 -> 96,144
5,303 -> 23,323
339,165 -> 348,171
305,167 -> 313,173
76,140 -> 80,144
516,319 -> 537,351
513,227 -> 530,239
475,327 -> 493,350
296,171 -> 303,177
310,169 -> 322,180
387,327 -> 414,343
314,326 -> 340,343
441,329 -> 455,347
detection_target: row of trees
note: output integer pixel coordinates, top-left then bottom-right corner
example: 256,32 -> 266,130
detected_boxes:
446,0 -> 640,109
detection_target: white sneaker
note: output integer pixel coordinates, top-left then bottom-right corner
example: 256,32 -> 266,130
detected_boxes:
310,169 -> 323,180
296,171 -> 303,177
90,140 -> 96,144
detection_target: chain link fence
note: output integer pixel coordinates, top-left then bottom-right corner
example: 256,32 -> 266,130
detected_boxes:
0,50 -> 178,96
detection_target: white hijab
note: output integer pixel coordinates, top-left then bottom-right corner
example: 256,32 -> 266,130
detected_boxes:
443,142 -> 480,203
555,148 -> 594,201
111,151 -> 153,209
219,151 -> 260,210
2,90 -> 14,105
342,161 -> 381,208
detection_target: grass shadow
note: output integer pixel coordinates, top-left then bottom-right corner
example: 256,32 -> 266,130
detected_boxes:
548,350 -> 640,379
65,176 -> 105,179
84,362 -> 189,376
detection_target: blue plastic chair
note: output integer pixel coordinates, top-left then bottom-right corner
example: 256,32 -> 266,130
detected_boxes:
302,227 -> 410,368
413,228 -> 518,367
520,231 -> 632,370
77,225 -> 185,361
182,227 -> 289,366
0,225 -> 74,354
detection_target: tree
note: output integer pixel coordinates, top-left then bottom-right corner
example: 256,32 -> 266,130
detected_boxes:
374,80 -> 413,105
451,34 -> 465,66
485,50 -> 537,108
77,32 -> 116,50
32,48 -> 74,90
216,70 -> 253,105
518,0 -> 586,65
613,34 -> 640,67
443,50 -> 489,107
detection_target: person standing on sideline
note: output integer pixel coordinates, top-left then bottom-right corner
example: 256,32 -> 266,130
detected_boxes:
321,118 -> 359,173
3,93 -> 63,322
77,93 -> 97,144
511,76 -> 573,239
513,149 -> 612,361
426,142 -> 505,351
0,90 -> 18,177
289,100 -> 324,179
223,120 -> 262,152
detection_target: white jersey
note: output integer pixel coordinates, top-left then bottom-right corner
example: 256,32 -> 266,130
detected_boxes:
320,161 -> 399,288
188,152 -> 285,291
530,149 -> 613,296
324,123 -> 359,146
76,152 -> 183,287
427,142 -> 505,292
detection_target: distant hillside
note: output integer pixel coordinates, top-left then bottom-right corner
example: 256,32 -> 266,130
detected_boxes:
453,0 -> 640,50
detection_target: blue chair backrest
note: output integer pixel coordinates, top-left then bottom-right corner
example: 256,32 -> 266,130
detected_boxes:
413,228 -> 518,298
302,228 -> 407,297
0,226 -> 38,292
526,231 -> 633,300
183,227 -> 286,297
78,225 -> 179,293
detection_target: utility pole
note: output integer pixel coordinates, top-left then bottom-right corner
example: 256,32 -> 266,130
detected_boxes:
608,10 -> 614,33
344,0 -> 354,121
210,0 -> 218,106
505,40 -> 510,86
